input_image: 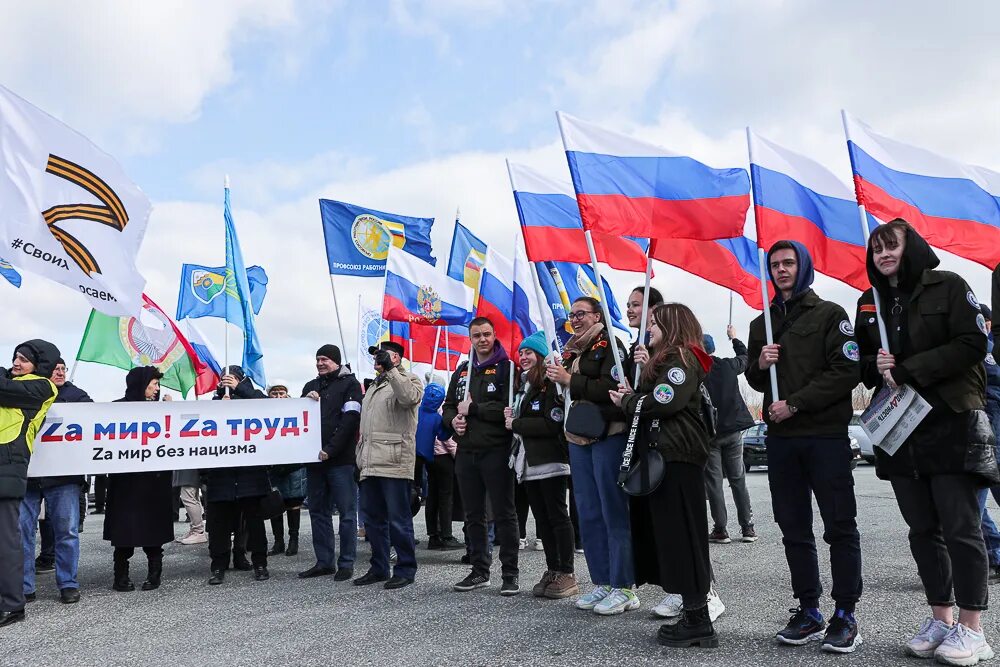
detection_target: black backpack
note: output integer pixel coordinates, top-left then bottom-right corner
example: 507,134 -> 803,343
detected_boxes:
699,382 -> 718,439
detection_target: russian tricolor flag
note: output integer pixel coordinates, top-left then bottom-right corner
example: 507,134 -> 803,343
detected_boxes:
845,112 -> 1000,269
476,244 -> 551,355
557,112 -> 750,241
178,319 -> 224,394
508,161 -> 649,273
383,248 -> 475,327
651,236 -> 763,310
749,129 -> 875,291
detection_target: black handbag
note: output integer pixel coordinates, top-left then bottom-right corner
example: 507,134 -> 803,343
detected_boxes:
617,395 -> 665,496
258,488 -> 285,520
965,409 -> 1000,486
565,400 -> 607,445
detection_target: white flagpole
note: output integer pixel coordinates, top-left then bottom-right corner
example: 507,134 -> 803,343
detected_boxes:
728,291 -> 734,327
68,311 -> 91,383
431,326 -> 443,373
328,275 -> 349,365
757,247 -> 780,402
555,114 -> 626,384
841,109 -> 889,350
444,327 -> 451,373
633,243 -> 654,387
223,175 -> 231,397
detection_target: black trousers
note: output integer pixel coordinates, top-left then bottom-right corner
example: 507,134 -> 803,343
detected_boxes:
93,475 -> 107,511
767,435 -> 863,612
0,499 -> 24,611
207,499 -> 267,571
525,476 -> 574,573
650,462 -> 712,600
426,454 -> 457,540
270,508 -> 300,543
455,447 -> 519,578
113,546 -> 162,568
891,473 -> 989,610
516,482 -> 529,540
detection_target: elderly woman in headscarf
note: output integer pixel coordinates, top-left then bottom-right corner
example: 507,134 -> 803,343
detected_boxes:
103,366 -> 174,592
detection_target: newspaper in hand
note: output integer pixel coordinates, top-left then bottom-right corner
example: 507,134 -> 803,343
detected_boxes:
860,384 -> 932,456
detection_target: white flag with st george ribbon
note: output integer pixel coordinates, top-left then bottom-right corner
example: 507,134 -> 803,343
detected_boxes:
0,85 -> 151,316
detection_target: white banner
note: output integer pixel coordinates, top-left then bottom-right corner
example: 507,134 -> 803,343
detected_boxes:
0,85 -> 151,316
861,384 -> 931,456
27,399 -> 320,476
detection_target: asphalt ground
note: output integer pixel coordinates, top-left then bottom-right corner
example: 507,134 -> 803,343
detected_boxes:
4,464 -> 999,667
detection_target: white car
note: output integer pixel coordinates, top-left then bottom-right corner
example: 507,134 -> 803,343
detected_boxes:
849,412 -> 874,463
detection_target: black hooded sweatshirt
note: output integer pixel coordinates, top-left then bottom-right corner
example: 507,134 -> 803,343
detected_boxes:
855,226 -> 987,479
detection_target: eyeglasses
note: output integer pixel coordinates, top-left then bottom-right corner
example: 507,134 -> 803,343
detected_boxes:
569,310 -> 596,320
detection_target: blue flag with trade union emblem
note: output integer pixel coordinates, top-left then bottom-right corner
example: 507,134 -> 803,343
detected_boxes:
0,258 -> 21,287
446,220 -> 487,302
534,261 -> 628,346
319,199 -> 436,277
175,263 -> 268,323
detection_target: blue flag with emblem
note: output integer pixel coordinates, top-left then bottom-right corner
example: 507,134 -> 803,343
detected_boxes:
446,219 -> 487,303
535,261 -> 628,346
319,199 -> 435,277
225,188 -> 266,388
0,258 -> 21,288
176,263 -> 268,323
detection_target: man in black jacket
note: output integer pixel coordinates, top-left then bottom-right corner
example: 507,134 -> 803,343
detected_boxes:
21,359 -> 91,605
703,327 -> 757,545
746,240 -> 862,653
298,345 -> 362,582
206,367 -> 271,585
442,317 -> 520,596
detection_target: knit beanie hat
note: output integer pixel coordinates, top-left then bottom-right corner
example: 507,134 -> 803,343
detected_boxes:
316,344 -> 342,365
519,330 -> 550,358
703,334 -> 716,355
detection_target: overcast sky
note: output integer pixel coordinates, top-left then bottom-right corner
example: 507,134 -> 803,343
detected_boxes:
2,0 -> 999,399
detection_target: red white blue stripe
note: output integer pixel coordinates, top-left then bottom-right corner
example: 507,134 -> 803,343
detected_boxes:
749,129 -> 875,291
557,112 -> 750,241
845,112 -> 1000,269
476,245 -> 550,355
651,236 -> 763,310
508,161 -> 649,273
382,248 -> 474,327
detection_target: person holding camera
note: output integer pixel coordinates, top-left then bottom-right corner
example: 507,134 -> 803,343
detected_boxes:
354,341 -> 422,590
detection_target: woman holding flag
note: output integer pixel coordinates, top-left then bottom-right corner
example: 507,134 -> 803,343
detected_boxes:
546,297 -> 637,616
857,219 -> 995,665
504,331 -> 578,600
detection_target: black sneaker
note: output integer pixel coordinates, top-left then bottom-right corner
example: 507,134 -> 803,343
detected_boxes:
453,572 -> 490,592
776,607 -> 826,645
500,576 -> 520,596
741,525 -> 759,543
708,528 -> 731,544
989,564 -> 1000,584
34,559 -> 55,573
821,611 -> 862,653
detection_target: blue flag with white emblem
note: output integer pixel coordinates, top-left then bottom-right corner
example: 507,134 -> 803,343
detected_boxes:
319,199 -> 436,277
0,258 -> 21,288
225,188 -> 266,388
176,263 -> 268,323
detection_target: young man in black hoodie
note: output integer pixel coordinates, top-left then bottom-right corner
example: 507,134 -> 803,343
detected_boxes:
298,344 -> 362,582
442,317 -> 520,595
745,240 -> 863,653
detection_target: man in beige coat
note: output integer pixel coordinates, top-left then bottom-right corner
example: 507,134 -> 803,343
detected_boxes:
354,341 -> 423,590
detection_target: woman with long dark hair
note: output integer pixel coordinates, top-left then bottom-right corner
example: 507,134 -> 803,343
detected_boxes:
856,219 -> 994,664
104,367 -> 175,592
611,303 -> 717,648
504,331 -> 578,599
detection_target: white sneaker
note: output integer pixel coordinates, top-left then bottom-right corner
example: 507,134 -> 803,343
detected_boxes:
652,593 -> 683,619
518,538 -> 527,550
906,618 -> 953,658
707,588 -> 726,622
534,538 -> 544,551
178,531 -> 207,545
575,585 -> 611,610
593,588 -> 640,616
934,623 -> 994,666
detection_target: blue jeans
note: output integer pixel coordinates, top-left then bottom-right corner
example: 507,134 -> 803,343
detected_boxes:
306,464 -> 357,570
20,484 -> 80,593
568,433 -> 635,588
359,477 -> 417,579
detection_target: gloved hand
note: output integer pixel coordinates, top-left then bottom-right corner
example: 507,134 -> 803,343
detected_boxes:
374,350 -> 394,372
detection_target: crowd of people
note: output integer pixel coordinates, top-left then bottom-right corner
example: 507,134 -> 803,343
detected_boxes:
2,218 -> 1000,665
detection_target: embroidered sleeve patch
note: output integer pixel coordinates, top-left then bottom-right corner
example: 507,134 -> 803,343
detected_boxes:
839,320 -> 854,336
653,384 -> 675,404
842,341 -> 860,362
666,367 -> 686,385
968,291 -> 980,309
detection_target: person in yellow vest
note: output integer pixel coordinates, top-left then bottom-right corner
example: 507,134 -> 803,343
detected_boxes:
0,339 -> 59,628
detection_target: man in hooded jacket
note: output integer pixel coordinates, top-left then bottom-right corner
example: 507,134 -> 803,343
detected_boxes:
0,339 -> 59,627
745,241 -> 862,653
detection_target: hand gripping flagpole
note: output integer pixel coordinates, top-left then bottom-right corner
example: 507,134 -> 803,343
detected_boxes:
633,241 -> 654,387
841,109 -> 889,350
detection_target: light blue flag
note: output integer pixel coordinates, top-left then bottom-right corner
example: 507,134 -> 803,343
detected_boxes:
175,263 -> 268,323
0,258 -> 21,288
225,188 -> 266,388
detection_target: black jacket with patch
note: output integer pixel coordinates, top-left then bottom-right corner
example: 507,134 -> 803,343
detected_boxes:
511,379 -> 567,467
562,329 -> 628,426
302,367 -> 363,467
705,338 -> 756,437
442,358 -> 513,452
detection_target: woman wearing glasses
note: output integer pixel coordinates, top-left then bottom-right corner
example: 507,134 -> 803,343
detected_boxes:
546,297 -> 637,616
